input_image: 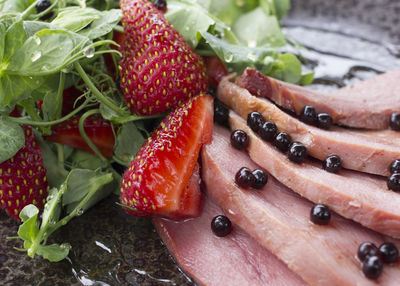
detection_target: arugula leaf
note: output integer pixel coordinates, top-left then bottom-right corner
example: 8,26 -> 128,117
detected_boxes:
114,122 -> 145,166
232,7 -> 285,47
0,117 -> 25,163
7,29 -> 91,76
268,53 -> 302,83
78,9 -> 122,40
51,7 -> 101,33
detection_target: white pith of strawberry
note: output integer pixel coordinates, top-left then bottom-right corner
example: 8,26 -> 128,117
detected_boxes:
120,94 -> 213,219
119,0 -> 208,115
0,125 -> 48,220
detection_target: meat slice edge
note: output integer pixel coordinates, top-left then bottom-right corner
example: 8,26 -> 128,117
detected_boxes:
202,126 -> 400,286
217,76 -> 400,176
229,111 -> 400,238
153,195 -> 306,286
236,67 -> 400,130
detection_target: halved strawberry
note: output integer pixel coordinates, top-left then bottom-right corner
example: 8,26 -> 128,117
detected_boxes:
119,0 -> 208,115
120,94 -> 213,219
44,114 -> 116,158
0,125 -> 48,220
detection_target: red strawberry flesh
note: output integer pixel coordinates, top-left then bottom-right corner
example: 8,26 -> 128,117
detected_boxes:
0,126 -> 48,220
45,114 -> 115,158
119,0 -> 208,115
120,94 -> 213,219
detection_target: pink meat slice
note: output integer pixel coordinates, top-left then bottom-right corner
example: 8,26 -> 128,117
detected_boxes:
217,76 -> 400,176
229,111 -> 400,238
202,126 -> 400,286
236,67 -> 400,130
153,196 -> 306,286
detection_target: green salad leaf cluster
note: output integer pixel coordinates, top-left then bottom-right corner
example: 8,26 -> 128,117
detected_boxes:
0,0 -> 312,263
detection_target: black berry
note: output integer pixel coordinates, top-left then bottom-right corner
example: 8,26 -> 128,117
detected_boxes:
235,167 -> 255,188
288,142 -> 307,164
274,132 -> 292,152
153,0 -> 167,12
358,242 -> 379,262
230,130 -> 249,150
252,169 -> 268,189
387,173 -> 400,192
310,204 -> 331,225
247,112 -> 264,132
259,121 -> 277,142
323,155 -> 342,173
390,113 -> 400,131
362,256 -> 383,280
300,106 -> 318,126
214,101 -> 229,127
389,159 -> 400,174
211,215 -> 232,237
317,113 -> 333,130
36,0 -> 51,13
379,242 -> 399,263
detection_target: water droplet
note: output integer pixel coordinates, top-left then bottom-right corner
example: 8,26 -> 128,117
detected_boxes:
247,52 -> 257,61
31,51 -> 41,62
41,65 -> 49,71
34,36 -> 41,45
77,208 -> 84,216
83,47 -> 95,58
224,52 -> 233,63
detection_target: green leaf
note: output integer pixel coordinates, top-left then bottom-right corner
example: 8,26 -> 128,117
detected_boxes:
41,187 -> 64,228
272,0 -> 290,19
36,139 -> 68,188
23,21 -> 58,36
300,72 -> 315,85
166,0 -> 217,48
3,20 -> 28,63
51,7 -> 101,33
7,29 -> 91,76
0,117 -> 24,163
36,243 -> 71,262
0,23 -> 6,63
17,205 -> 39,241
114,122 -> 145,165
269,53 -> 302,84
0,0 -> 31,13
68,150 -> 104,170
0,74 -> 39,108
63,169 -> 114,213
78,9 -> 122,40
201,31 -> 279,66
232,7 -> 285,47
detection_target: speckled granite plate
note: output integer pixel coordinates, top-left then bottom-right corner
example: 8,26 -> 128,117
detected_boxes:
1,1 -> 399,285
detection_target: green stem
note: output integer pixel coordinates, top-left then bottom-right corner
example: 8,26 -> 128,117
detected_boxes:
30,0 -> 58,20
56,144 -> 64,167
9,98 -> 91,126
78,109 -> 108,163
113,25 -> 124,33
55,72 -> 66,119
74,62 -> 125,116
20,0 -> 40,20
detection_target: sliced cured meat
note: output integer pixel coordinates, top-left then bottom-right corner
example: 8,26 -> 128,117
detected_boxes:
153,196 -> 306,286
217,76 -> 400,176
229,111 -> 400,238
202,126 -> 400,285
236,68 -> 400,130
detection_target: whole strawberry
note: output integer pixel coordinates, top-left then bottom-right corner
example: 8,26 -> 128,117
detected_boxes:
0,125 -> 48,220
119,0 -> 208,115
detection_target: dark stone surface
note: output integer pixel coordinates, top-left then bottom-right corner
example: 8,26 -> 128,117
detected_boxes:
0,197 -> 193,286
